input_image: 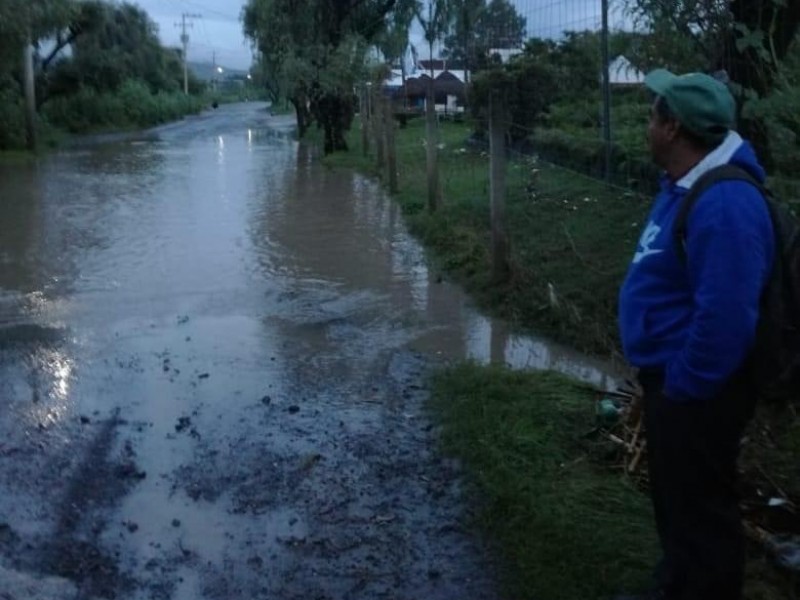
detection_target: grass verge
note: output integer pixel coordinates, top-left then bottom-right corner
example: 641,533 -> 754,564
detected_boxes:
432,363 -> 800,600
430,364 -> 658,599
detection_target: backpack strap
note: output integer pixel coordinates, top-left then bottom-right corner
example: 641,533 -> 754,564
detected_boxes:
673,164 -> 767,264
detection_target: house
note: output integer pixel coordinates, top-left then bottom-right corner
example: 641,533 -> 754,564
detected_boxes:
393,69 -> 467,115
606,55 -> 645,86
397,60 -> 467,113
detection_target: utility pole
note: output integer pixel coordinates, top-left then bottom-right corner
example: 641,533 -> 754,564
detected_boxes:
23,29 -> 37,152
212,50 -> 217,92
176,13 -> 201,95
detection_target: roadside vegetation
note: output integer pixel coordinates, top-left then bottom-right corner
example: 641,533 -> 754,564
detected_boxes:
0,1 -> 210,152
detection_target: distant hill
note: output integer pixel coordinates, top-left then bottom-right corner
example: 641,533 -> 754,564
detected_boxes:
188,61 -> 248,81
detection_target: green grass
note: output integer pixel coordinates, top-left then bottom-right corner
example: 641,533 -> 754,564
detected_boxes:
432,364 -> 800,600
430,364 -> 659,599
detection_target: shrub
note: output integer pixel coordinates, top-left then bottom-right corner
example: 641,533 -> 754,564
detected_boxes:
43,79 -> 205,133
0,78 -> 26,150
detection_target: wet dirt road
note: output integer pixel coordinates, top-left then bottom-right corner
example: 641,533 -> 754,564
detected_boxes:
0,103 -> 618,599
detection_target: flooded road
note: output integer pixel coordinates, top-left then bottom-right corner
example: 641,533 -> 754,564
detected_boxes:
0,103 -> 618,599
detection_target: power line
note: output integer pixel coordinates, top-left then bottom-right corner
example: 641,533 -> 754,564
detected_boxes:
177,0 -> 240,22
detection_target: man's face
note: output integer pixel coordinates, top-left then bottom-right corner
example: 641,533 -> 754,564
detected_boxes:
646,98 -> 676,168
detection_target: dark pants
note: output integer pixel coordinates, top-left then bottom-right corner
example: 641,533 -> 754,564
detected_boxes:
639,369 -> 756,600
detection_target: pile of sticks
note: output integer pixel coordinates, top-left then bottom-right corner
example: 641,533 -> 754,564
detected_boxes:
594,384 -> 800,572
595,385 -> 649,486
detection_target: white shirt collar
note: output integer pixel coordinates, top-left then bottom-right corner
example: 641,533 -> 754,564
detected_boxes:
675,131 -> 744,190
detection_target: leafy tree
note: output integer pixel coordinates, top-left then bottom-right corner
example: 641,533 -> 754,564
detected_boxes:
442,0 -> 483,79
623,0 -> 800,167
375,0 -> 416,109
52,3 -> 185,95
522,31 -> 608,100
444,0 -> 525,76
623,0 -> 729,71
243,0 -> 398,152
477,0 -> 525,51
0,0 -> 76,66
470,55 -> 558,142
723,0 -> 800,98
415,0 -> 450,75
0,0 -> 80,147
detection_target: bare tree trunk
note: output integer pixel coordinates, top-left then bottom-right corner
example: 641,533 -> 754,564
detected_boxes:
292,96 -> 309,138
23,32 -> 37,152
489,90 -> 509,283
384,96 -> 398,193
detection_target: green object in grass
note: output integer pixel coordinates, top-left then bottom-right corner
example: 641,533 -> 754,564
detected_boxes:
597,398 -> 622,426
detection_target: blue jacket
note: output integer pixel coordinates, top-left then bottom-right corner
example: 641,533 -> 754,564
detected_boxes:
619,132 -> 774,401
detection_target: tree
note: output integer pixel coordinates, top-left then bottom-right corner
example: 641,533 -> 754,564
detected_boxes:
415,0 -> 450,76
243,0 -> 315,135
624,0 -> 800,168
376,0 -> 416,105
58,3 -> 183,94
476,0 -> 525,52
444,0 -> 525,75
415,0 -> 450,211
470,55 -> 558,142
722,0 -> 800,168
623,0 -> 729,71
442,0 -> 483,80
243,0 -> 398,152
0,0 -> 78,149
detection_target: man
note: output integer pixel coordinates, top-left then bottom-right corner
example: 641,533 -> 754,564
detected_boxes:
617,70 -> 775,599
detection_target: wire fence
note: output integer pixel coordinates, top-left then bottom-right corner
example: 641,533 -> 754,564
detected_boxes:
359,1 -> 799,337
494,0 -> 800,200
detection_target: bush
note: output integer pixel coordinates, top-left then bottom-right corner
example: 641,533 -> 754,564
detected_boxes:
532,128 -> 660,193
43,79 -> 205,133
470,57 -> 559,140
0,75 -> 27,150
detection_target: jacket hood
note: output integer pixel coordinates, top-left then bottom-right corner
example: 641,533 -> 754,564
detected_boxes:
675,131 -> 766,190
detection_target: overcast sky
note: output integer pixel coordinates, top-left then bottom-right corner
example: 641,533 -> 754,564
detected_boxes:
131,0 -> 630,71
131,0 -> 253,70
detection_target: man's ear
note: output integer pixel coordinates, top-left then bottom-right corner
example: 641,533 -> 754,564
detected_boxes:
665,118 -> 682,141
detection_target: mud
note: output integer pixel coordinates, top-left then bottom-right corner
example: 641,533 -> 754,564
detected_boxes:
0,103 -> 620,599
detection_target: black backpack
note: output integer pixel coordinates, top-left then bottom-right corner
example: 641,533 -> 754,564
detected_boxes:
673,164 -> 800,404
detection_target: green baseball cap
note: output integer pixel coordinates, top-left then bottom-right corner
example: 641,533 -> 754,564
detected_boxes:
644,69 -> 736,142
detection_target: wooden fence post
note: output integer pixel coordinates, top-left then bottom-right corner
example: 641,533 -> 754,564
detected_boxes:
425,77 -> 439,212
361,86 -> 370,157
384,97 -> 398,193
489,89 -> 509,283
372,88 -> 385,169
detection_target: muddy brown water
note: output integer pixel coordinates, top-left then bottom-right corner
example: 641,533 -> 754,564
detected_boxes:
0,103 -> 622,599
